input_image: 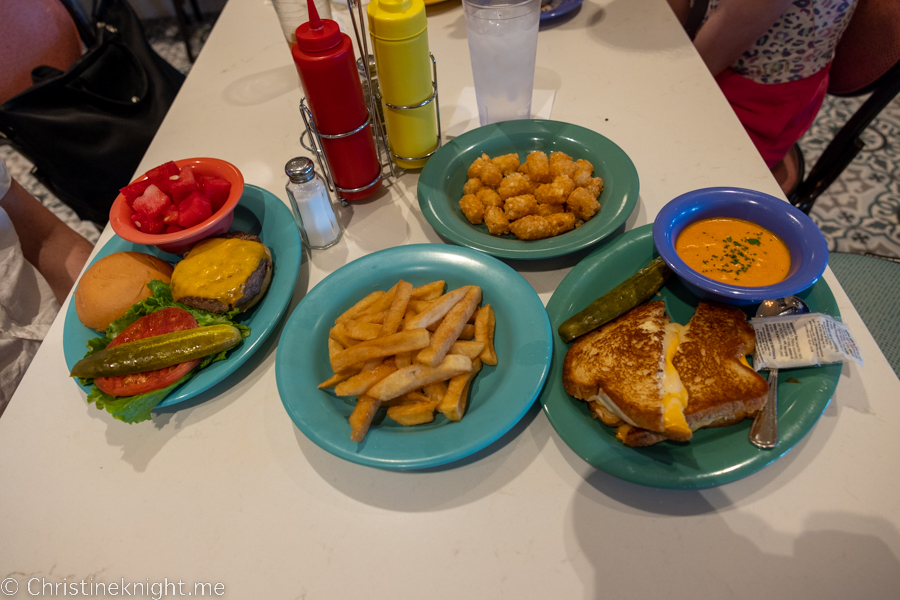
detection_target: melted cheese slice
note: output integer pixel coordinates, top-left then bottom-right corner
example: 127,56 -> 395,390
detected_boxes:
661,322 -> 690,437
171,238 -> 268,306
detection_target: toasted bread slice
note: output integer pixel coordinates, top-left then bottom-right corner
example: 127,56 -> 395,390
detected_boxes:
674,301 -> 768,429
613,302 -> 768,447
563,301 -> 674,435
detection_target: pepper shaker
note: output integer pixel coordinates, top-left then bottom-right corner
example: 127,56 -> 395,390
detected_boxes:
285,157 -> 342,249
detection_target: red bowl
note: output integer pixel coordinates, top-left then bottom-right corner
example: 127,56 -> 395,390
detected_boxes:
109,157 -> 245,255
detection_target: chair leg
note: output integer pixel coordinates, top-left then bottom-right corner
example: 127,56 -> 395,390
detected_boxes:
791,60 -> 900,214
171,0 -> 196,63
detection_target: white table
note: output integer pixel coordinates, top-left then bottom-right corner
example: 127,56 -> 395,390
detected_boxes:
3,0 -> 899,598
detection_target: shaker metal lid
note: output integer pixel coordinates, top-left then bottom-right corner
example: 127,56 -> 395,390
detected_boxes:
285,157 -> 316,183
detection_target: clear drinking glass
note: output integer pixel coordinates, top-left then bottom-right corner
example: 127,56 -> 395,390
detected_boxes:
462,0 -> 540,126
272,0 -> 333,47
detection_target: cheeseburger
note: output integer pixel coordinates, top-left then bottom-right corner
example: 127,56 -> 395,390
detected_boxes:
170,232 -> 273,313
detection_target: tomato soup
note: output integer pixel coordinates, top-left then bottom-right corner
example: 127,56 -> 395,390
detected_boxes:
674,217 -> 791,287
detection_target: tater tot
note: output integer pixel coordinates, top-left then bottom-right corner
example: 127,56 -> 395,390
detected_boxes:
467,153 -> 491,179
463,177 -> 484,195
549,151 -> 573,164
459,194 -> 485,224
551,175 -> 575,200
497,172 -> 531,200
547,212 -> 576,235
572,168 -> 592,187
484,206 -> 510,236
566,187 -> 601,221
575,158 -> 594,175
535,183 -> 561,205
480,162 -> 503,187
476,187 -> 503,209
509,215 -> 554,240
492,153 -> 521,176
549,159 -> 578,180
537,203 -> 565,217
504,194 -> 538,220
517,163 -> 529,174
584,176 -> 604,199
525,151 -> 551,183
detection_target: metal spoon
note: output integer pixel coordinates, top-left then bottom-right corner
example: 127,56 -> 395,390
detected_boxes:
748,295 -> 811,449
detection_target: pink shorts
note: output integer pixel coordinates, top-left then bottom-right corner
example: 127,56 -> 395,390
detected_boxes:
715,67 -> 831,168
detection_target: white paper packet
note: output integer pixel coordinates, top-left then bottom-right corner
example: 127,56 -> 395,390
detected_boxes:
750,312 -> 863,370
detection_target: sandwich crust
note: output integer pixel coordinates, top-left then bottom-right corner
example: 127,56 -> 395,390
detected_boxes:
563,301 -> 669,434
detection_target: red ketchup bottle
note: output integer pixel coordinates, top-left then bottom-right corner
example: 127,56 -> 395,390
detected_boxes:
291,0 -> 382,201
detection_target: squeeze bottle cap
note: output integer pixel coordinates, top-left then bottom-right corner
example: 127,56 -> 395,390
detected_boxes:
367,0 -> 427,41
296,0 -> 342,52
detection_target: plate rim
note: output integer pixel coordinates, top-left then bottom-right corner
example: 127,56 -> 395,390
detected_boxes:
417,118 -> 639,260
63,184 -> 302,410
539,223 -> 842,489
275,243 -> 553,470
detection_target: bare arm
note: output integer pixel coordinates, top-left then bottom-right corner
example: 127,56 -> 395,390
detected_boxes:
693,0 -> 795,77
0,179 -> 93,305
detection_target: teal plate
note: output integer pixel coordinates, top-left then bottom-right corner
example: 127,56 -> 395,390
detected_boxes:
417,119 -> 639,260
276,244 -> 553,470
540,224 -> 842,489
63,185 -> 302,409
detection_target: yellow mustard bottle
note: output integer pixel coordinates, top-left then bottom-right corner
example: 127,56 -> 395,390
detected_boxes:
367,0 -> 438,169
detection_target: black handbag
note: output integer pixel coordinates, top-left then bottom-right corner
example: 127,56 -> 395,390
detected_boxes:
0,0 -> 185,224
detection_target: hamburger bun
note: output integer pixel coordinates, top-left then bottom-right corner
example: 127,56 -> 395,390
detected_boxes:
170,232 -> 273,314
75,252 -> 174,331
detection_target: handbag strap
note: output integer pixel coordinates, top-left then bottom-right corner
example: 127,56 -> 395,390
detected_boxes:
66,24 -> 151,109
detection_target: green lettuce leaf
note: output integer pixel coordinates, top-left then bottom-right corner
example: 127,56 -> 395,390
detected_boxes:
80,281 -> 249,423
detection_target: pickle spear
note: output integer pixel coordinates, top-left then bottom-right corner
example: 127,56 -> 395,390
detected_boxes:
71,324 -> 242,379
558,257 -> 672,343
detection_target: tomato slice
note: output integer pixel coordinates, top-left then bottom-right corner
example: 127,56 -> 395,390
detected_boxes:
95,308 -> 202,397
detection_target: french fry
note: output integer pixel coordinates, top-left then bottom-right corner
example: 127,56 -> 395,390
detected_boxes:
349,394 -> 381,443
354,310 -> 387,325
411,280 -> 445,300
387,400 -> 439,426
416,286 -> 482,367
331,328 -> 431,373
344,320 -> 383,341
380,280 -> 413,336
423,381 -> 448,404
459,324 -> 476,340
360,283 -> 398,317
403,287 -> 470,330
448,340 -> 486,359
367,355 -> 473,401
475,304 -> 497,366
395,351 -> 412,368
328,337 -> 344,359
329,324 -> 360,348
408,300 -> 434,313
336,291 -> 385,324
438,359 -> 483,421
334,360 -> 397,396
317,371 -> 354,389
382,390 -> 431,407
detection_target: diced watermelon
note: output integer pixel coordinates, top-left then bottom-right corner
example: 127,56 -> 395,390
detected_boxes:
201,176 -> 232,212
120,179 -> 152,205
132,184 -> 172,219
164,224 -> 185,234
131,211 -> 165,234
144,161 -> 179,180
178,192 -> 213,228
169,166 -> 199,204
161,203 -> 180,225
144,161 -> 179,195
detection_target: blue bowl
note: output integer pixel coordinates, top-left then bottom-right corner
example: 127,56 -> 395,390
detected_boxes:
652,187 -> 829,306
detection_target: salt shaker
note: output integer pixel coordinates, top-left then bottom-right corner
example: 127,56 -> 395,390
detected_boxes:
285,157 -> 341,249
